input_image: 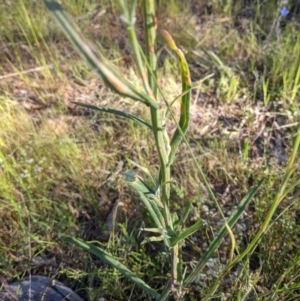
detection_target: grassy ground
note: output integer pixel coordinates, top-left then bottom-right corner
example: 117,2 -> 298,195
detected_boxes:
0,0 -> 300,300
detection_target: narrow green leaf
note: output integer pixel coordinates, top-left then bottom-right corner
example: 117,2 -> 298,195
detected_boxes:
127,159 -> 157,187
73,102 -> 153,130
141,227 -> 176,237
141,227 -> 166,234
161,30 -> 191,167
65,237 -> 159,298
170,220 -> 203,247
174,198 -> 194,230
139,191 -> 165,229
141,235 -> 165,244
184,179 -> 264,286
124,170 -> 165,228
123,170 -> 156,196
156,280 -> 171,301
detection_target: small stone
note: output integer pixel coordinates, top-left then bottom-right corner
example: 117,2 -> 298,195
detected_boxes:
202,242 -> 208,248
237,223 -> 247,232
202,205 -> 209,213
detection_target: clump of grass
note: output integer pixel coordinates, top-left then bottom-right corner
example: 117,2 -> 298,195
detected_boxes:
0,97 -> 141,277
0,100 -> 77,273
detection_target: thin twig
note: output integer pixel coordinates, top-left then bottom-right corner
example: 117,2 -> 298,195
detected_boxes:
0,63 -> 54,80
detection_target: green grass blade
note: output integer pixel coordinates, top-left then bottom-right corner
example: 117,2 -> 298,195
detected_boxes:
174,198 -> 194,230
184,179 -> 264,286
170,220 -> 203,247
43,0 -> 159,109
123,170 -> 156,196
126,158 -> 157,187
73,102 -> 153,130
156,280 -> 171,301
65,237 -> 159,298
138,191 -> 164,229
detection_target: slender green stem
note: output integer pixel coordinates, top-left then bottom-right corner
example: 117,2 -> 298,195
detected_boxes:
118,0 -> 156,100
143,1 -> 177,295
142,0 -> 171,218
143,0 -> 157,96
118,0 -> 171,221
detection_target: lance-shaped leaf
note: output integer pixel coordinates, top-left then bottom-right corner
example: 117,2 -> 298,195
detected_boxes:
170,220 -> 203,247
123,170 -> 165,228
43,0 -> 159,109
73,102 -> 153,130
156,281 -> 171,301
65,237 -> 159,298
123,170 -> 156,197
161,30 -> 191,167
126,158 -> 157,187
174,198 -> 194,230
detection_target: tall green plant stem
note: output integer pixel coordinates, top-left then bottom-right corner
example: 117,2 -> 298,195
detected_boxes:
117,0 -> 171,218
143,0 -> 177,293
118,2 -> 174,291
118,0 -> 172,224
143,0 -> 157,94
142,0 -> 171,212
